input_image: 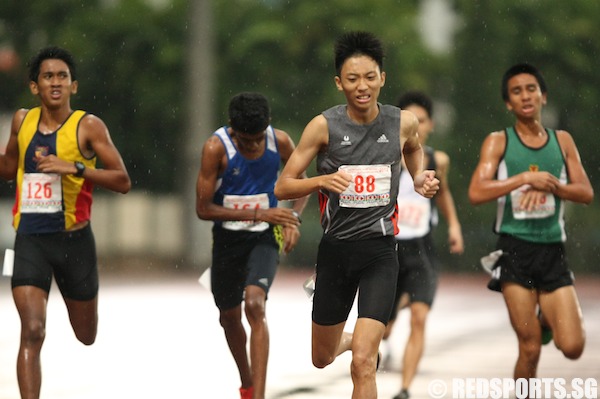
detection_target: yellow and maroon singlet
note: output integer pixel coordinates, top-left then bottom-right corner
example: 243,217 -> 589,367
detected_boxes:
12,107 -> 96,234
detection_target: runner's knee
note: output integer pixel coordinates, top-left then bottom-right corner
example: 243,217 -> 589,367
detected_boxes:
75,328 -> 97,346
312,352 -> 334,369
519,338 -> 542,363
244,290 -> 266,322
21,319 -> 46,346
219,308 -> 241,329
350,351 -> 376,379
558,337 -> 584,360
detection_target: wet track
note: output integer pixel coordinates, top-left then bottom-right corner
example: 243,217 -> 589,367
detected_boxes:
1,269 -> 598,398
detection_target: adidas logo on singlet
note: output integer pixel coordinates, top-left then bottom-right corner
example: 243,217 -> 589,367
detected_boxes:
377,134 -> 389,143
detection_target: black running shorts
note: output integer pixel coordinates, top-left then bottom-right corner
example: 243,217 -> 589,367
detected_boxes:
390,233 -> 439,320
211,225 -> 279,310
312,234 -> 399,326
488,234 -> 574,292
12,224 -> 99,301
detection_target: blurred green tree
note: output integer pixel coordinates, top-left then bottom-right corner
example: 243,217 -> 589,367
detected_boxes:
212,0 -> 443,139
1,0 -> 598,270
0,0 -> 188,193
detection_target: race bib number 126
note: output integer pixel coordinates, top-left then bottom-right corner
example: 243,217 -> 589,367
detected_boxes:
20,173 -> 63,214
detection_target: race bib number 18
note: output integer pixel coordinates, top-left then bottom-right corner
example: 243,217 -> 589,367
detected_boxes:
20,173 -> 63,214
338,164 -> 391,208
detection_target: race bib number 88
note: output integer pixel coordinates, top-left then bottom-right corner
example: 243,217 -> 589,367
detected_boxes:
338,164 -> 391,208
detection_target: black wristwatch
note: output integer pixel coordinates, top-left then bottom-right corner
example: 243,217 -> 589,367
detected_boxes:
74,161 -> 86,177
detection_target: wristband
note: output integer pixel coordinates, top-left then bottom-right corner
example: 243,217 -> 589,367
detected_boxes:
291,210 -> 302,224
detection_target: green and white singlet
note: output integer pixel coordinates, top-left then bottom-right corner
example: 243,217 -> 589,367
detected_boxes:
495,126 -> 567,243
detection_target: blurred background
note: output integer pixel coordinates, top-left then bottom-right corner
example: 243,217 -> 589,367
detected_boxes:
0,0 -> 599,275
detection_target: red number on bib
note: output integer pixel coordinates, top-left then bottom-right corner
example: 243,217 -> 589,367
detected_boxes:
354,175 -> 364,193
27,182 -> 52,199
366,175 -> 375,193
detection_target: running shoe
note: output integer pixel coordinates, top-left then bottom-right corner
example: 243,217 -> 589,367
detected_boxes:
240,386 -> 254,399
393,388 -> 410,399
378,340 -> 392,371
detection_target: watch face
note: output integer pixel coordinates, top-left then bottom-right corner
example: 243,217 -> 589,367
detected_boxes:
75,162 -> 85,176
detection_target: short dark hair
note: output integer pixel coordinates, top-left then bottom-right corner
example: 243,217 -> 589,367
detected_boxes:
334,31 -> 384,76
228,92 -> 270,134
28,46 -> 77,83
501,63 -> 547,101
397,91 -> 433,118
